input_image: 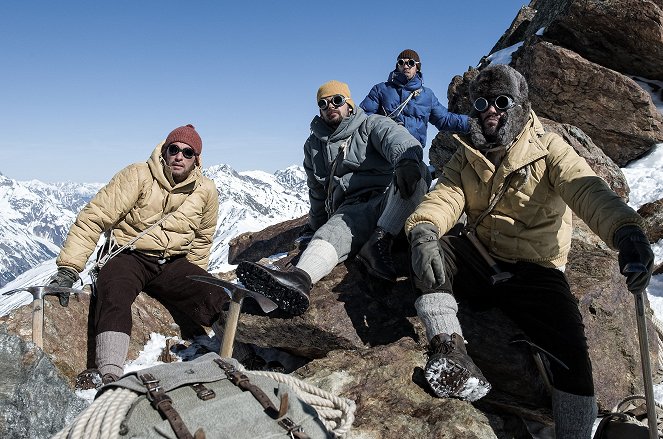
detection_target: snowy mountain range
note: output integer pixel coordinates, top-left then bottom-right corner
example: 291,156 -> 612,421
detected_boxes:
0,165 -> 309,292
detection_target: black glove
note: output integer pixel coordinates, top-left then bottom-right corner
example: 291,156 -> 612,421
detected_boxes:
614,225 -> 654,294
394,159 -> 422,199
409,223 -> 445,289
48,267 -> 79,307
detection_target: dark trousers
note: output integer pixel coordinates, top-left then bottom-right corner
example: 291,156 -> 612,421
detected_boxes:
95,251 -> 229,335
426,234 -> 594,396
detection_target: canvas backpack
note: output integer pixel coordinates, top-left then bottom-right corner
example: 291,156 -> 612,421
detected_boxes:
54,352 -> 355,439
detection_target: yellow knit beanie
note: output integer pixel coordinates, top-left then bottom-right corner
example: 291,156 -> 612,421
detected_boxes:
316,80 -> 355,110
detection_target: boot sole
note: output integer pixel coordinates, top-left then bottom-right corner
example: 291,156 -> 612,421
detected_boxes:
236,262 -> 310,316
425,356 -> 491,402
356,254 -> 397,283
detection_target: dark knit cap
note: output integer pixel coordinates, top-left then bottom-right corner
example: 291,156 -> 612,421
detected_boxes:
164,124 -> 202,155
396,49 -> 421,71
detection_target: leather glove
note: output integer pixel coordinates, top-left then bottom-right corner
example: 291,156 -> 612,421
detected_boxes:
614,225 -> 654,294
48,267 -> 79,307
409,223 -> 445,289
394,159 -> 422,199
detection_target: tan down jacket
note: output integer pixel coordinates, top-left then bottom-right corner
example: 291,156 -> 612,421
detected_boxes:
57,143 -> 219,272
405,111 -> 643,268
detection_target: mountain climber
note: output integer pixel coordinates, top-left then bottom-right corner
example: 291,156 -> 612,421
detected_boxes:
405,64 -> 654,438
48,124 -> 235,385
236,80 -> 430,315
360,49 -> 469,148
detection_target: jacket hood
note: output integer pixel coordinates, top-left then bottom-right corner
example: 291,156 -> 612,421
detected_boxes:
388,70 -> 423,91
310,107 -> 368,142
148,142 -> 202,191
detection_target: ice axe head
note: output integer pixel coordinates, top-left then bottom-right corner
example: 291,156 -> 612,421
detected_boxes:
2,286 -> 80,302
186,275 -> 277,313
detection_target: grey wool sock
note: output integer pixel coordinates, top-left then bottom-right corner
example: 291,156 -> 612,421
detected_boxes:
377,179 -> 428,235
552,389 -> 597,439
415,292 -> 463,341
96,331 -> 130,378
296,238 -> 339,284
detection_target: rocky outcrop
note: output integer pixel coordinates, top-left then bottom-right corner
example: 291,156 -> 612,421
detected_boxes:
224,216 -> 658,437
639,198 -> 663,243
0,326 -> 87,439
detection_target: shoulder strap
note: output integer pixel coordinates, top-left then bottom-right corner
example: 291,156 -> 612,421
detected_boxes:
385,88 -> 422,120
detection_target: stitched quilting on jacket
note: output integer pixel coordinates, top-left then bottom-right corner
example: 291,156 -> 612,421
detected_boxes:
405,111 -> 643,268
304,107 -> 423,230
57,143 -> 219,272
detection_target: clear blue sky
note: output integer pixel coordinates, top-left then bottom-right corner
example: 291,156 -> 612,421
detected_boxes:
1,1 -> 527,183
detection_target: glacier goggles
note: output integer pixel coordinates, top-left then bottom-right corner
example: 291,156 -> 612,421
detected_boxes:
473,95 -> 515,113
318,94 -> 347,110
166,144 -> 197,159
397,58 -> 419,68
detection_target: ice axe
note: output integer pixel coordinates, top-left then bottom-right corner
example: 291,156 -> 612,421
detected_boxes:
188,275 -> 277,358
624,262 -> 658,439
461,228 -> 513,285
2,286 -> 80,348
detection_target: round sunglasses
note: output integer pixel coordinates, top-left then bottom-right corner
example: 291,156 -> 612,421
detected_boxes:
167,144 -> 197,159
397,59 -> 419,68
473,95 -> 515,113
318,94 -> 347,110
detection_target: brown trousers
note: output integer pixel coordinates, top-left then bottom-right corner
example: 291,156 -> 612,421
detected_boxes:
94,251 -> 228,336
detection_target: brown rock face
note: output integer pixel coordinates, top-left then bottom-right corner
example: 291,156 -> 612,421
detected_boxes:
511,40 -> 663,166
0,291 -> 200,386
638,198 -> 663,242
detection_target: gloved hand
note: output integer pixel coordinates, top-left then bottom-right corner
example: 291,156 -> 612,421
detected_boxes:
394,159 -> 422,199
614,225 -> 654,294
48,266 -> 79,307
409,223 -> 445,289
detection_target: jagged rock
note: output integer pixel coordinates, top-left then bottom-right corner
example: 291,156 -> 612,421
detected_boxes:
510,39 -> 663,166
228,216 -> 658,436
0,325 -> 87,439
228,215 -> 308,264
295,339 -> 498,439
430,117 -> 630,200
0,290 -> 203,386
638,198 -> 663,242
494,0 -> 663,80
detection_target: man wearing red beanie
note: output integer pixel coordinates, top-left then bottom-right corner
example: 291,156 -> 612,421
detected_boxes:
48,124 -> 229,386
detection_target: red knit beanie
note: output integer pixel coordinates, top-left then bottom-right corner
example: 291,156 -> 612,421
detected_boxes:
164,124 -> 202,155
396,49 -> 421,71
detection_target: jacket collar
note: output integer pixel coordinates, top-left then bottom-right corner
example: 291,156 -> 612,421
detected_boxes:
310,107 -> 368,143
388,70 -> 423,92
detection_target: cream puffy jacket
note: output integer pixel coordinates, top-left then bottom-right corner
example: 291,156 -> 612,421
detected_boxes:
405,112 -> 643,268
57,143 -> 219,272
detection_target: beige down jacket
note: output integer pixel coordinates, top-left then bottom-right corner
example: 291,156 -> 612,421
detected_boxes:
57,143 -> 219,272
405,111 -> 643,268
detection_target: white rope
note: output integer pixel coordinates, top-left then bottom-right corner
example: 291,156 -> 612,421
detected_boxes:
54,369 -> 355,439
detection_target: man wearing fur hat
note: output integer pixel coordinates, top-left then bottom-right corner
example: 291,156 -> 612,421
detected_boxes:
360,49 -> 469,148
236,80 -> 429,315
48,124 -> 230,385
405,65 -> 653,438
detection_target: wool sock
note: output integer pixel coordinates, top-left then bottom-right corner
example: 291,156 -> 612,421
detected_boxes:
296,238 -> 339,283
552,389 -> 597,439
377,179 -> 428,235
96,331 -> 130,378
415,292 -> 463,341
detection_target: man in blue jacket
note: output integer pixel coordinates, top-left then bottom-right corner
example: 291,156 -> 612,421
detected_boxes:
360,49 -> 469,148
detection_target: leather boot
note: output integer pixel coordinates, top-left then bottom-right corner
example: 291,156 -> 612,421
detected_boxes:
424,333 -> 491,402
236,261 -> 311,316
357,227 -> 397,283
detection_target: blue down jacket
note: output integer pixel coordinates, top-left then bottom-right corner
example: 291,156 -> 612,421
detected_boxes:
360,71 -> 468,147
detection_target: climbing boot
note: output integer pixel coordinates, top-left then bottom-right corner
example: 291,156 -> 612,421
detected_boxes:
101,373 -> 119,385
75,368 -> 102,391
236,261 -> 311,316
424,333 -> 491,402
357,227 -> 397,283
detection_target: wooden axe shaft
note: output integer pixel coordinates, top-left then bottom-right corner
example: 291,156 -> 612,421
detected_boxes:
220,300 -> 242,358
32,298 -> 44,348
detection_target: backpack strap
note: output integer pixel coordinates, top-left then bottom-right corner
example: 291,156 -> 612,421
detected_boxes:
140,373 -> 198,439
214,359 -> 311,439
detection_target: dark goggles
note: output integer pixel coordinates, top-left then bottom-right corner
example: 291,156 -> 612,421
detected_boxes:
473,95 -> 515,112
318,94 -> 347,110
167,144 -> 197,159
397,58 -> 419,68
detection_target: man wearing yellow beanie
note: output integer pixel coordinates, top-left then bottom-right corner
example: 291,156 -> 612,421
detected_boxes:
237,80 -> 430,315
